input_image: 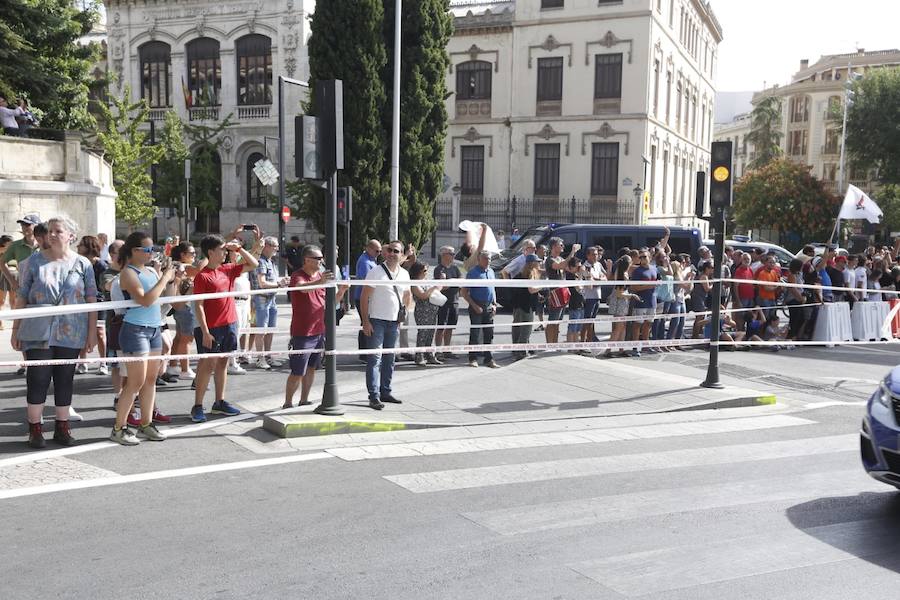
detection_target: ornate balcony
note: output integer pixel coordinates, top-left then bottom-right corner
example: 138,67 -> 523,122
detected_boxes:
189,107 -> 220,122
237,105 -> 271,120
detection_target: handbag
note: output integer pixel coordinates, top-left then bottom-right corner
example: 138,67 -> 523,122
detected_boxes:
381,264 -> 407,323
17,257 -> 85,342
428,289 -> 448,307
547,285 -> 571,310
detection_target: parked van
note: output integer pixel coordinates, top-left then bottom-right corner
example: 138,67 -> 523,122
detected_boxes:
491,223 -> 704,306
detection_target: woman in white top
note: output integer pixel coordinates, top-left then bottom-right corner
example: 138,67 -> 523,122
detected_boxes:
228,245 -> 253,374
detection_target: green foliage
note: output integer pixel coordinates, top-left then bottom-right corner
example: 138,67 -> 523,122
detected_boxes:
383,0 -> 453,249
301,0 -> 389,248
875,184 -> 900,233
154,111 -> 190,209
845,67 -> 900,185
301,0 -> 452,250
745,95 -> 783,169
0,0 -> 100,130
94,90 -> 163,229
183,116 -> 236,213
734,158 -> 839,242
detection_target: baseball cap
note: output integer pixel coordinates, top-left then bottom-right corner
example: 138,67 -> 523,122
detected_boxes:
17,213 -> 40,226
525,254 -> 541,264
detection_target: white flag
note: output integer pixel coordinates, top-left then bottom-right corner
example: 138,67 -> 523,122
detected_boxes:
838,184 -> 883,224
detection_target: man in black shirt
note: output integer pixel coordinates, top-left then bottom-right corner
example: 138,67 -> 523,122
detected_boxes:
433,246 -> 462,359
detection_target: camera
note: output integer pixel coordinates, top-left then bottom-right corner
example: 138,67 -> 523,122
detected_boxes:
242,224 -> 256,231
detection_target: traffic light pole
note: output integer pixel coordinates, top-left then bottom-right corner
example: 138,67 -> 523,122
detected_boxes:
700,207 -> 726,389
316,171 -> 344,415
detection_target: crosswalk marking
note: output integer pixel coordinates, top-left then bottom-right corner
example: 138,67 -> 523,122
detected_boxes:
327,414 -> 815,461
570,518 -> 900,596
463,468 -> 883,536
383,434 -> 855,493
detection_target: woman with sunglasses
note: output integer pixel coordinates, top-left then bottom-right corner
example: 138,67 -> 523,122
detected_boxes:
111,232 -> 177,445
166,242 -> 203,380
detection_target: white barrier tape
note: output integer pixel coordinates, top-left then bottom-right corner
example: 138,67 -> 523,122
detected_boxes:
1,337 -> 709,368
713,339 -> 900,348
718,277 -> 900,297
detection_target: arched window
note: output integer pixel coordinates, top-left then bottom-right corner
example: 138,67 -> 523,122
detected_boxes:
236,35 -> 273,105
139,42 -> 171,108
456,61 -> 492,100
186,38 -> 221,106
247,152 -> 267,208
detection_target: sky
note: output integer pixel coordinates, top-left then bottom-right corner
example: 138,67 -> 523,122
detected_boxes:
712,0 -> 900,92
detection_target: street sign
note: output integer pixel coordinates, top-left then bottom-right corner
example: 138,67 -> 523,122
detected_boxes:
253,158 -> 279,186
281,206 -> 291,223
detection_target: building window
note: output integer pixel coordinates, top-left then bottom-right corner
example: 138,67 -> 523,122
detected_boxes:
236,35 -> 272,105
460,146 -> 485,195
669,0 -> 675,26
536,57 -> 564,102
788,130 -> 808,156
675,82 -> 682,129
186,38 -> 221,106
456,60 -> 492,100
652,59 -> 660,116
789,95 -> 809,123
534,143 -> 560,196
139,42 -> 171,108
541,0 -> 564,7
665,72 -> 672,123
662,149 -> 669,213
246,152 -> 267,208
590,143 -> 618,196
594,54 -> 623,99
824,129 -> 840,154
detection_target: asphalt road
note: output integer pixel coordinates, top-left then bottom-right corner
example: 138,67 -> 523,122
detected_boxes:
1,304 -> 899,598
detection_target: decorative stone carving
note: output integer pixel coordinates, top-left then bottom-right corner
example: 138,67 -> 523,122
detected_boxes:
525,124 -> 570,156
248,9 -> 257,33
585,31 -> 634,65
449,45 -> 500,73
528,35 -> 573,68
195,15 -> 207,37
581,122 -> 631,155
450,127 -> 494,158
285,56 -> 297,78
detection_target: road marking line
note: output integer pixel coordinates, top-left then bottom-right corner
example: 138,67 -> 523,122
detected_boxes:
383,434 -> 855,493
0,413 -> 258,470
570,517 -> 900,596
326,415 -> 814,461
463,469 -> 884,536
0,451 -> 333,500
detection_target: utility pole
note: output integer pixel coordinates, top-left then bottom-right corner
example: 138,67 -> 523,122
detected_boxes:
389,0 -> 401,240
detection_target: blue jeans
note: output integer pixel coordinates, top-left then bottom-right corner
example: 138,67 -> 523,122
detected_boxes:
666,300 -> 686,340
365,318 -> 399,401
651,304 -> 669,340
758,298 -> 775,319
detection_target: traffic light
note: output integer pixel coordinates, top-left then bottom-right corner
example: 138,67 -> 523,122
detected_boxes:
315,80 -> 344,178
295,115 -> 323,181
709,141 -> 733,211
695,170 -> 706,219
336,187 -> 352,225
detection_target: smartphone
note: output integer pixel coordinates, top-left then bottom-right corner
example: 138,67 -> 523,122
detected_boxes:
242,224 -> 256,231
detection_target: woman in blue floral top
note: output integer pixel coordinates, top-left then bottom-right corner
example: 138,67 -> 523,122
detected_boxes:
11,218 -> 98,449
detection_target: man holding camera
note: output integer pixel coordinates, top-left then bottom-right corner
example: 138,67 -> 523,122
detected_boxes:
251,236 -> 287,370
358,240 -> 410,410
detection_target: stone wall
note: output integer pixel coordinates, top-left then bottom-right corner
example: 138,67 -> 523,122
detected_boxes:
0,136 -> 117,240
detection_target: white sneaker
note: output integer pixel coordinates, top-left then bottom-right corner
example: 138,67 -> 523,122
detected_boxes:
228,363 -> 247,375
255,358 -> 271,370
68,406 -> 83,421
180,368 -> 196,380
75,363 -> 88,374
98,363 -> 109,376
166,367 -> 180,377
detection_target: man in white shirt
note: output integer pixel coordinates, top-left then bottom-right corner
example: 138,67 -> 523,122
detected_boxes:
0,96 -> 23,136
500,240 -> 536,278
581,246 -> 607,342
359,240 -> 411,410
850,254 -> 867,301
98,233 -> 110,263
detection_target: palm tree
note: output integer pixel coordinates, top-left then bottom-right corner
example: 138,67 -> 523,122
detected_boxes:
745,95 -> 783,169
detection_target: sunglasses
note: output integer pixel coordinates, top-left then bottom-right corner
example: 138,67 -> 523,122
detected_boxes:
386,248 -> 402,254
137,246 -> 154,253
306,255 -> 324,261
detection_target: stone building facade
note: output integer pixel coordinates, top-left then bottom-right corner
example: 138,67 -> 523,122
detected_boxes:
441,0 -> 722,233
102,0 -> 314,240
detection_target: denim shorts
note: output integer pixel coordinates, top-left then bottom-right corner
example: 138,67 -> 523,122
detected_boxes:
584,299 -> 600,319
253,296 -> 278,328
632,307 -> 655,323
194,323 -> 239,354
567,308 -> 585,334
119,322 -> 163,355
547,307 -> 565,322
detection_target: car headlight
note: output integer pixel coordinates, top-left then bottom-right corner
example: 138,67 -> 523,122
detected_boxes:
879,379 -> 894,408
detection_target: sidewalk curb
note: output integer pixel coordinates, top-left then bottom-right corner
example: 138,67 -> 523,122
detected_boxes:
263,413 -> 457,438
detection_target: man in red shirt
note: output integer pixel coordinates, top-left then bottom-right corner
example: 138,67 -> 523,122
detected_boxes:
283,245 -> 347,408
191,231 -> 259,422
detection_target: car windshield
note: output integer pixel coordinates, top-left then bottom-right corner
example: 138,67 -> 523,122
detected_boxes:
500,229 -> 546,260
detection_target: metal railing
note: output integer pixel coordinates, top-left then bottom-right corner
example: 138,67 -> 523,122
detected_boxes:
237,105 -> 271,119
434,195 -> 637,232
189,107 -> 220,122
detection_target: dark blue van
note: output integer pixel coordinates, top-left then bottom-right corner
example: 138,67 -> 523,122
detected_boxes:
491,223 -> 705,306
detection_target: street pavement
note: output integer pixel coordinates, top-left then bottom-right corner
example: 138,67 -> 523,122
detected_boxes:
0,302 -> 898,598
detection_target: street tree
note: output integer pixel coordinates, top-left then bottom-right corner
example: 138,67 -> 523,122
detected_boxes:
183,116 -> 236,224
745,94 -> 783,169
154,111 -> 190,211
95,90 -> 163,230
733,158 -> 839,242
300,0 -> 389,247
382,0 -> 453,249
0,0 -> 100,130
845,67 -> 900,185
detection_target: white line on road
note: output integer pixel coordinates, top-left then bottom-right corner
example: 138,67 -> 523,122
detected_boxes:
384,434 -> 856,493
327,414 -> 814,461
464,469 -> 884,536
0,451 -> 333,501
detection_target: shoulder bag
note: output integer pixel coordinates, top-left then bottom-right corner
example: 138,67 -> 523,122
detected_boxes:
381,264 -> 407,323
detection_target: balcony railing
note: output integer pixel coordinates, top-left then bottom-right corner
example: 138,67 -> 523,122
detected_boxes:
148,108 -> 171,121
189,107 -> 220,122
237,105 -> 271,120
455,99 -> 491,121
